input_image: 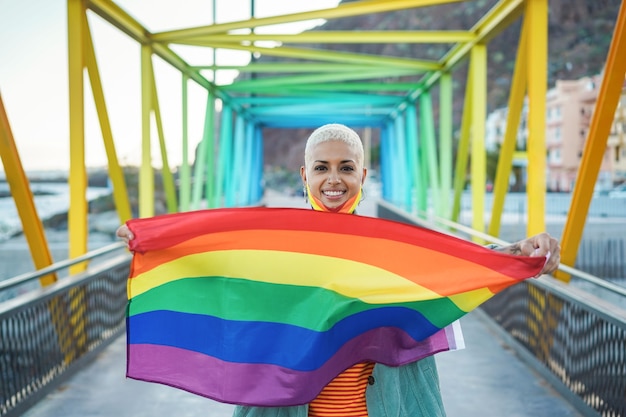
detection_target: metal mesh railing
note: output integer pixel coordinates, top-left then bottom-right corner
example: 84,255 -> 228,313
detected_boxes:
481,278 -> 626,417
377,200 -> 626,417
0,252 -> 130,417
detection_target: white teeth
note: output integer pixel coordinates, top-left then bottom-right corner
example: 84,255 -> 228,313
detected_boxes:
323,190 -> 344,196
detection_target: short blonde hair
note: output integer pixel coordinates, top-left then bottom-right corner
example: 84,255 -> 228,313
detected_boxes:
304,123 -> 364,167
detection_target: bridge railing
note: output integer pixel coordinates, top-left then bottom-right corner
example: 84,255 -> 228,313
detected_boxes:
1,204 -> 625,417
0,244 -> 130,417
481,269 -> 626,417
378,200 -> 626,417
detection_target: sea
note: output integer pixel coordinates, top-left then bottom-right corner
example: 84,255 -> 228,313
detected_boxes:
0,174 -> 112,242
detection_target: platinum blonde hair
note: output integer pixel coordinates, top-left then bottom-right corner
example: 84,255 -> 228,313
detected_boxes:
304,123 -> 364,167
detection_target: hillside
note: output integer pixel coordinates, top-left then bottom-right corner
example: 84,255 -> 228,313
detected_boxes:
259,0 -> 622,172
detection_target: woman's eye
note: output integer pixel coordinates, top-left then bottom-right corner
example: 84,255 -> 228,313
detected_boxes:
314,165 -> 327,171
341,166 -> 355,171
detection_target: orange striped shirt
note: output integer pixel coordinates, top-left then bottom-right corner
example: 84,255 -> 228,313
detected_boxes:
308,362 -> 375,417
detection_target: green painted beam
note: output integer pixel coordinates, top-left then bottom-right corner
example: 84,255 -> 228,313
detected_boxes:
404,105 -> 421,214
451,64 -> 473,222
192,92 -> 215,209
193,63 -> 379,73
230,95 -> 402,106
250,105 -> 395,115
223,67 -> 422,90
180,42 -> 441,71
224,82 -> 422,93
179,75 -> 191,212
419,92 -> 441,214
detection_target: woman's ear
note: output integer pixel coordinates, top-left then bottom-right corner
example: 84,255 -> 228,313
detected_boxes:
361,167 -> 368,185
300,166 -> 307,183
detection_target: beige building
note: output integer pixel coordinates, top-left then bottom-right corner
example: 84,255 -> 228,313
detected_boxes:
609,89 -> 626,181
486,74 -> 626,193
547,75 -> 626,192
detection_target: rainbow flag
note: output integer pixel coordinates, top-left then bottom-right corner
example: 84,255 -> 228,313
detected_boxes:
125,207 -> 544,406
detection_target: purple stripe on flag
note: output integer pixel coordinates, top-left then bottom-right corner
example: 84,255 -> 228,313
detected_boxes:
127,326 -> 454,406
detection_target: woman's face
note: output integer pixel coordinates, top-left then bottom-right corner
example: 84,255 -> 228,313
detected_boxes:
300,140 -> 367,210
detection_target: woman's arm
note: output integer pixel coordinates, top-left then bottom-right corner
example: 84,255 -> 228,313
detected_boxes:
488,232 -> 561,276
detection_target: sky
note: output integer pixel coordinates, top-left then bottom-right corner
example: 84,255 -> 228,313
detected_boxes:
0,0 -> 340,173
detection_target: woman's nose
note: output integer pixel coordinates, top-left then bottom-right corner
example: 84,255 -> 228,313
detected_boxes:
327,172 -> 340,183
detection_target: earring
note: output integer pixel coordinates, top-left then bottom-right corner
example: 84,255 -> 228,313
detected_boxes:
303,185 -> 308,204
359,187 -> 366,205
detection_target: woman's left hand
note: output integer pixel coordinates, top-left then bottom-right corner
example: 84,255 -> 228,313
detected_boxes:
500,232 -> 561,276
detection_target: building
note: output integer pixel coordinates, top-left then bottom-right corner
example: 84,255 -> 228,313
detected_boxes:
486,73 -> 626,193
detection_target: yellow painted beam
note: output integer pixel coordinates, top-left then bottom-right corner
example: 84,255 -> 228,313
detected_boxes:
151,77 -> 178,213
470,44 -> 487,241
87,0 -> 147,43
140,45 -> 155,218
525,0 -> 548,235
488,13 -> 529,237
451,64 -> 473,222
186,41 -> 440,71
87,0 -> 246,115
419,0 -> 524,94
153,0 -> 466,41
439,72 -> 453,219
68,0 -> 88,273
182,31 -> 474,44
0,94 -> 57,285
557,0 -> 626,281
83,13 -> 132,224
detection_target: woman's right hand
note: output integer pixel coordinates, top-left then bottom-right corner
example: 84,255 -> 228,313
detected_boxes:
116,225 -> 134,248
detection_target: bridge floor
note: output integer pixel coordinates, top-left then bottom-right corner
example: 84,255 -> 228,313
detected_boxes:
22,193 -> 584,417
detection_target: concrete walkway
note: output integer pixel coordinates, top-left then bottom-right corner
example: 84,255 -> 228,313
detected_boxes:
22,310 -> 583,417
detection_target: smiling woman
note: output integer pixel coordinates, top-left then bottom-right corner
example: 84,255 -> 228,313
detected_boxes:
301,124 -> 367,213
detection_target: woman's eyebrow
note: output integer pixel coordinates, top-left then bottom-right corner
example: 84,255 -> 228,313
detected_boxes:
313,159 -> 355,164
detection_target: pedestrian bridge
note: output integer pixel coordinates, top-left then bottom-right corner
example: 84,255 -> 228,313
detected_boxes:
2,195 -> 625,417
1,1 -> 626,416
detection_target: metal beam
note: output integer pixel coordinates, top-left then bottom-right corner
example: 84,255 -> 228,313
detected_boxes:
0,94 -> 56,285
224,82 -> 422,94
470,45 -> 487,239
194,63 -> 368,73
68,0 -> 88,271
557,0 -> 626,281
182,30 -> 474,44
139,44 -> 155,218
83,13 -> 132,224
525,0 -> 548,235
488,13 -> 529,238
86,0 -> 245,114
153,0 -> 466,41
222,68 -> 422,90
415,0 -> 524,98
178,41 -> 441,71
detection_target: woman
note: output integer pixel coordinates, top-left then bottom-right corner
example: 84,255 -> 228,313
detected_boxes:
117,123 -> 561,417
